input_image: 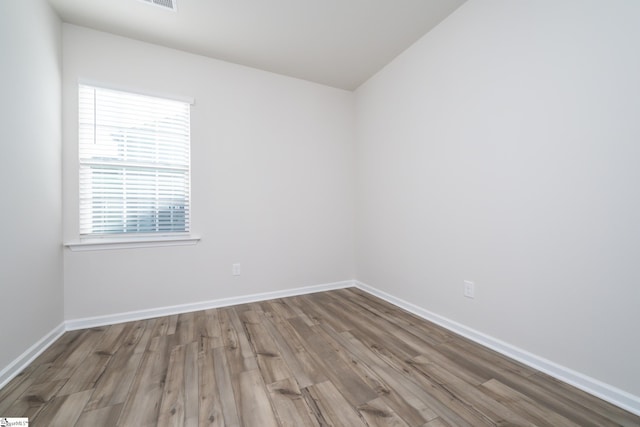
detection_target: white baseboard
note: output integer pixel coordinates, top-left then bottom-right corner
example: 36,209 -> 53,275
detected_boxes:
1,280 -> 353,390
4,280 -> 638,417
65,280 -> 354,330
0,322 -> 66,390
354,281 -> 640,417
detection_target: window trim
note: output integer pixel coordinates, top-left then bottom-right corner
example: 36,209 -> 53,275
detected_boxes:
65,234 -> 201,251
77,78 -> 195,105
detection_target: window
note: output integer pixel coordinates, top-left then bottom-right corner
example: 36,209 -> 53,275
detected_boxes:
78,84 -> 191,237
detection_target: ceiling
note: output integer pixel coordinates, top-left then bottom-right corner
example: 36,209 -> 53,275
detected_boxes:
48,0 -> 466,90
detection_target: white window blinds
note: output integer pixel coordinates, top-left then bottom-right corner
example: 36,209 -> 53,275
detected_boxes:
79,84 -> 191,236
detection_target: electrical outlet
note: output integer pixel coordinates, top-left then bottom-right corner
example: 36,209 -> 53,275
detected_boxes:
464,280 -> 475,298
232,263 -> 241,276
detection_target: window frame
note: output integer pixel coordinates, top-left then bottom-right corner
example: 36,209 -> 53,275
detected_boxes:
65,81 -> 200,251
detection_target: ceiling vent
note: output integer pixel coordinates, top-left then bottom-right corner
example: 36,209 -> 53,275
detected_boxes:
138,0 -> 177,12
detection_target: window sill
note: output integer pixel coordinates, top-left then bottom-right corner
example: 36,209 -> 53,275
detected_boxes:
64,235 -> 201,252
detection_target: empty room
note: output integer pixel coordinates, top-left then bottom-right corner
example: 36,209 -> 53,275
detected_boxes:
1,0 -> 639,425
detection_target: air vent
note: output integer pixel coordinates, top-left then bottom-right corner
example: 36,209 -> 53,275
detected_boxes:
138,0 -> 177,12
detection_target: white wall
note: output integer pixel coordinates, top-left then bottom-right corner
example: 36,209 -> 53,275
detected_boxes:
62,25 -> 355,320
355,0 -> 640,397
0,0 -> 63,371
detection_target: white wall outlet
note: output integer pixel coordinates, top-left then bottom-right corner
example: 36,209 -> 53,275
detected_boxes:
232,263 -> 241,276
464,280 -> 475,298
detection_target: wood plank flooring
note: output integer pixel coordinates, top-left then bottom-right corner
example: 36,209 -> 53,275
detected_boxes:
0,288 -> 638,426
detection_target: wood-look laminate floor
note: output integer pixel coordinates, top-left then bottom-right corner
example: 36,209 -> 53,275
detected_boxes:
0,288 -> 638,426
